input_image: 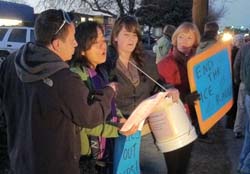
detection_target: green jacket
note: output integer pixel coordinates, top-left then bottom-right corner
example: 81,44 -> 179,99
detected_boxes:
70,65 -> 123,155
155,35 -> 172,63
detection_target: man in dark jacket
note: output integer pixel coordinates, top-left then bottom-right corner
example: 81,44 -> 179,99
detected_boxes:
237,42 -> 250,174
0,9 -> 116,174
196,21 -> 219,54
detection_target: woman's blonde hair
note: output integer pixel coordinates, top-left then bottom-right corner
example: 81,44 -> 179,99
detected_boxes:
172,22 -> 200,47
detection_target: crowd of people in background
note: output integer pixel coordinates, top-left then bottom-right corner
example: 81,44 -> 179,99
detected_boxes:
155,24 -> 176,64
232,35 -> 250,174
1,8 -> 250,174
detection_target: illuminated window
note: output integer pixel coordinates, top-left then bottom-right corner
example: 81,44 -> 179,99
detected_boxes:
81,17 -> 86,22
0,19 -> 22,26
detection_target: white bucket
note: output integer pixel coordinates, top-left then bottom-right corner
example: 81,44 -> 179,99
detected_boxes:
148,98 -> 197,153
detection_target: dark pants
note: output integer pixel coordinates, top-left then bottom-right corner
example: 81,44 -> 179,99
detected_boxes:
163,143 -> 193,174
79,155 -> 113,174
226,84 -> 239,129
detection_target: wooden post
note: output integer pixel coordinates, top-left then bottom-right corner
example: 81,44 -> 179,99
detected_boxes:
192,0 -> 208,34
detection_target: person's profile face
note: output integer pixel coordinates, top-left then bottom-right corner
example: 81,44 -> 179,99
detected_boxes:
85,27 -> 107,68
59,23 -> 78,61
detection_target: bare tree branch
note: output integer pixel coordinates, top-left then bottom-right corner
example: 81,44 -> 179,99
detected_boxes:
80,0 -> 116,16
208,0 -> 227,22
115,0 -> 125,16
128,0 -> 135,14
37,0 -> 140,17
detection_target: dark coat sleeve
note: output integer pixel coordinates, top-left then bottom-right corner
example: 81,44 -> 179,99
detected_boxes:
0,57 -> 6,98
58,69 -> 115,128
0,58 -> 5,123
233,47 -> 243,84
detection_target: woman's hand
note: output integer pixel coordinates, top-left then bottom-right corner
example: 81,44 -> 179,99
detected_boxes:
166,88 -> 180,103
119,124 -> 138,136
185,91 -> 200,105
119,118 -> 126,124
117,118 -> 138,136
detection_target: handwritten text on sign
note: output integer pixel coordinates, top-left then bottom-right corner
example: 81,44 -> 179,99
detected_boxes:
193,48 -> 232,121
188,43 -> 233,134
113,131 -> 141,174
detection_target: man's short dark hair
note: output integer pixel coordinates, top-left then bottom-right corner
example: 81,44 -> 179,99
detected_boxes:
34,9 -> 71,46
203,21 -> 219,40
204,21 -> 219,33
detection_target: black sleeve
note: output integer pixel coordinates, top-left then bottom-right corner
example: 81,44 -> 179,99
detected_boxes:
233,47 -> 242,84
0,57 -> 7,100
0,57 -> 8,127
58,69 -> 115,128
0,58 -> 4,123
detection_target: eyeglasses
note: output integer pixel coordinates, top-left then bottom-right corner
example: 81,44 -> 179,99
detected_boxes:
54,10 -> 72,35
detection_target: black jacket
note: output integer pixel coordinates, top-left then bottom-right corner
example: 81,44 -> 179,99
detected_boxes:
0,43 -> 114,174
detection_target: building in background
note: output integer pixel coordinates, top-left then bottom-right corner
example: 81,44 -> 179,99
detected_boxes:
0,1 -> 34,26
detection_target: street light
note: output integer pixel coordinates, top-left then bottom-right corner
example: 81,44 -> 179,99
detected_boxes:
221,32 -> 233,42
